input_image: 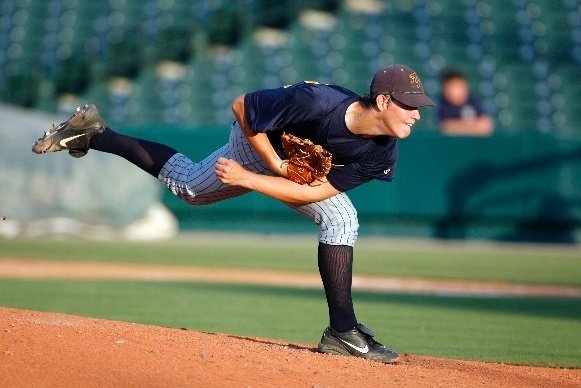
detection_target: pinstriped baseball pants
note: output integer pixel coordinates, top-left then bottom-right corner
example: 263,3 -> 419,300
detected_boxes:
158,122 -> 359,247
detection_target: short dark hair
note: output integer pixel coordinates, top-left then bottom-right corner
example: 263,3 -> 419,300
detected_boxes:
440,69 -> 467,84
360,93 -> 379,109
359,93 -> 395,110
359,92 -> 394,109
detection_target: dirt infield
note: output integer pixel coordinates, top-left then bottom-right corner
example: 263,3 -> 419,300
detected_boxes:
1,308 -> 580,388
2,258 -> 581,298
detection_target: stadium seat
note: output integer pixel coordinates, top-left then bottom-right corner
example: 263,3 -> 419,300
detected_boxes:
230,29 -> 287,92
550,64 -> 581,135
0,0 -> 50,106
493,64 -> 546,132
429,0 -> 471,47
476,0 -> 524,63
186,50 -> 234,125
534,1 -> 576,65
0,0 -> 578,135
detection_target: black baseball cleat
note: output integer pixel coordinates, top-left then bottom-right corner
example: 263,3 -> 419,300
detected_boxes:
32,104 -> 106,158
317,323 -> 399,364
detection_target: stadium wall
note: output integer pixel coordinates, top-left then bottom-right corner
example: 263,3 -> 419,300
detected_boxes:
126,125 -> 581,244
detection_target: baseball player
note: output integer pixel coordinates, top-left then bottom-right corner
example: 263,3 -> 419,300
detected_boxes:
32,64 -> 435,364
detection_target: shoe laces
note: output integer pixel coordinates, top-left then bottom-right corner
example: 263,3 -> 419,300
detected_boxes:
355,326 -> 386,349
363,333 -> 384,348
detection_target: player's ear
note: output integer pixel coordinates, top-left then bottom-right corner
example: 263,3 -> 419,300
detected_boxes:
375,94 -> 391,111
374,94 -> 383,110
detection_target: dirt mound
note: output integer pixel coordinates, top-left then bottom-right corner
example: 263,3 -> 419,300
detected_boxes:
1,308 -> 579,387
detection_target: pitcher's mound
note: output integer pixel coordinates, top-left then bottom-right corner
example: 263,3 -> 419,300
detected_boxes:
0,308 -> 578,387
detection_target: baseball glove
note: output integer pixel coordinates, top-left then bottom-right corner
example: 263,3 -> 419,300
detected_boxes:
281,133 -> 333,185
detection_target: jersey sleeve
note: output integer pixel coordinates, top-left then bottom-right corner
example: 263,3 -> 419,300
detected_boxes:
244,83 -> 327,133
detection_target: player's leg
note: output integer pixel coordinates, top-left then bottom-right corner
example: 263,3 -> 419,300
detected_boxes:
89,126 -> 178,177
32,104 -> 177,175
158,122 -> 268,205
93,121 -> 268,205
32,104 -> 268,205
286,196 -> 399,363
287,194 -> 359,331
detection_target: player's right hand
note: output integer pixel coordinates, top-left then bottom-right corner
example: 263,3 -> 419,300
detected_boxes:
215,157 -> 250,187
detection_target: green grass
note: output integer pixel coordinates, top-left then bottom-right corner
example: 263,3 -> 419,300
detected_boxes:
1,236 -> 580,285
1,236 -> 580,367
0,279 -> 579,368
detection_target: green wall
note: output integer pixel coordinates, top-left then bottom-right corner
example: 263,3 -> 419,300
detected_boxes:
126,126 -> 581,244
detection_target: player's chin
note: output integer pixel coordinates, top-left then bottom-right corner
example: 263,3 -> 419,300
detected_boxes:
395,125 -> 412,139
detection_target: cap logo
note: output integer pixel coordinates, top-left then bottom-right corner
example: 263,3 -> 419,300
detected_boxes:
409,72 -> 422,89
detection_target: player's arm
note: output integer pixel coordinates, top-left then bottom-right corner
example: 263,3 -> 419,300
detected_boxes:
215,157 -> 340,205
232,94 -> 287,177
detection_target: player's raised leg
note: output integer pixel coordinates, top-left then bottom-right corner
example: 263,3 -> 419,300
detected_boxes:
32,105 -> 268,205
32,104 -> 106,158
32,104 -> 180,177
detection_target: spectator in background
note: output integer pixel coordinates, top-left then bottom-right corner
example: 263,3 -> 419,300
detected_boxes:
438,69 -> 494,137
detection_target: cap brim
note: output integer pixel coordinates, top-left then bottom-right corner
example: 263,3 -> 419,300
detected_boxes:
393,92 -> 436,108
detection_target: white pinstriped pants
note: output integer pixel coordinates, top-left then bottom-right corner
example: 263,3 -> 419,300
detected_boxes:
158,123 -> 359,246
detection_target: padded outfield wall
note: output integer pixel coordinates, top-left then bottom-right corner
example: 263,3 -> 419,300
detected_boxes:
131,126 -> 581,244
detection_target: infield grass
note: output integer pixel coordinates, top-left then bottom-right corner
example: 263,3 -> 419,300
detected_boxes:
0,279 -> 579,368
1,234 -> 580,286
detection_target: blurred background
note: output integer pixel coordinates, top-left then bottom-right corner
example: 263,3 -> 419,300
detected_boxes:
0,0 -> 580,243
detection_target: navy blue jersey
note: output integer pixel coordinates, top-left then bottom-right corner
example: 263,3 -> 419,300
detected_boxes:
244,82 -> 398,192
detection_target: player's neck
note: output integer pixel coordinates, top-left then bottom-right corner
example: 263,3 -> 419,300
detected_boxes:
345,102 -> 384,138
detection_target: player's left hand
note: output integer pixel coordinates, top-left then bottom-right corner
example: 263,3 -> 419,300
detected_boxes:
215,157 -> 249,186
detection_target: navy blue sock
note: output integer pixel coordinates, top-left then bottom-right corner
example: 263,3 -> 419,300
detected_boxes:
89,127 -> 178,177
318,243 -> 357,332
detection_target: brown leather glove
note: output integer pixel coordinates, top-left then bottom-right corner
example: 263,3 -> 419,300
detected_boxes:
281,133 -> 333,185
